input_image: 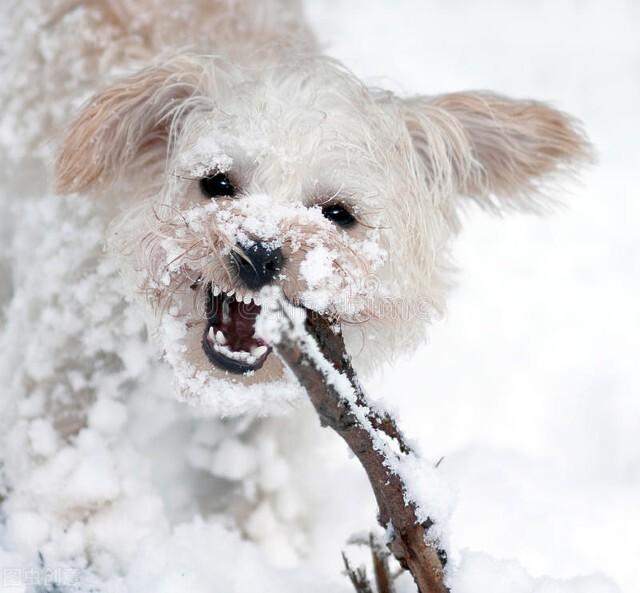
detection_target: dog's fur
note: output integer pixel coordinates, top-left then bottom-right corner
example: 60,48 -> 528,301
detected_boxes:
0,0 -> 591,577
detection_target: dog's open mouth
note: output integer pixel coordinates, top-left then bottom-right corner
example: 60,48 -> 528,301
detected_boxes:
202,284 -> 271,374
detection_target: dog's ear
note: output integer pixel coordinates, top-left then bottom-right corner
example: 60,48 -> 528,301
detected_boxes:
55,55 -> 207,195
401,91 -> 592,211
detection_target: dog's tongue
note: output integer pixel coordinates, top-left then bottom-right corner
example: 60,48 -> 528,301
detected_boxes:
220,298 -> 265,351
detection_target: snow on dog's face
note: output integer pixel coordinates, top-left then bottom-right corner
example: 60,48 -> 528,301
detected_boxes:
55,53 -> 590,414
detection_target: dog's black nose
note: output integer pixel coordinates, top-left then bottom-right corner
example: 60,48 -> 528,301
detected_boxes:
232,242 -> 284,290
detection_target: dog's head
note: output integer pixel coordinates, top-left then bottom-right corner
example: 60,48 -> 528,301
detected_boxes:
55,53 -> 590,413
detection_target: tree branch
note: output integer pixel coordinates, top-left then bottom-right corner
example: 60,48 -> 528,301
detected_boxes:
342,552 -> 374,593
272,306 -> 449,593
370,533 -> 396,593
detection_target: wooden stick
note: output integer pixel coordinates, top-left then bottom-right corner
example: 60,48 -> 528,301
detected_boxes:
273,307 -> 449,593
370,533 -> 396,593
342,552 -> 374,593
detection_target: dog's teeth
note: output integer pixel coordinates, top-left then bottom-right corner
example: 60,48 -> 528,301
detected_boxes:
227,289 -> 235,297
211,341 -> 257,365
252,345 -> 268,358
208,327 -> 215,342
214,343 -> 229,356
243,294 -> 252,305
236,293 -> 243,303
215,330 -> 226,345
213,286 -> 221,296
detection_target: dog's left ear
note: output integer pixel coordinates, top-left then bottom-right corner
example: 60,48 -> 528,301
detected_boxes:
400,91 -> 593,211
55,54 -> 208,195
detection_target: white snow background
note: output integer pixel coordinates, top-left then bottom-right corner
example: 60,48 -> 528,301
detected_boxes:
0,1 -> 638,593
304,1 -> 640,592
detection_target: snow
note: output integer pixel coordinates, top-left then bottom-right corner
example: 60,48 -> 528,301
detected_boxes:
0,1 -> 638,593
27,420 -> 59,458
450,552 -> 620,593
177,135 -> 234,178
88,399 -> 128,437
210,438 -> 258,480
299,245 -> 340,310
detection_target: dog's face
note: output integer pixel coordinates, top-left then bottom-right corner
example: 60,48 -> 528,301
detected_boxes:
56,54 -> 589,413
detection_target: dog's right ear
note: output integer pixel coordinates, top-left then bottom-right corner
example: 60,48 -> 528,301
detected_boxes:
55,55 -> 207,195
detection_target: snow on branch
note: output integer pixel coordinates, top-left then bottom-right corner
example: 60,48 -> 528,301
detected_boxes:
262,294 -> 450,593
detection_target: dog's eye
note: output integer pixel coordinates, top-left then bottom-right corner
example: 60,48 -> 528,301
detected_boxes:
321,204 -> 356,228
199,172 -> 235,198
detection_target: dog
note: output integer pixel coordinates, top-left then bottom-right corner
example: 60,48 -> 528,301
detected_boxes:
0,0 -> 591,584
49,0 -> 590,413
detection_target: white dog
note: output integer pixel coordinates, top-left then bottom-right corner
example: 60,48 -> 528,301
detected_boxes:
0,0 -> 590,586
52,0 -> 590,410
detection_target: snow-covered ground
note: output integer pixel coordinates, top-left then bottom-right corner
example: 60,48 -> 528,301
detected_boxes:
0,1 -> 638,592
305,1 -> 639,591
